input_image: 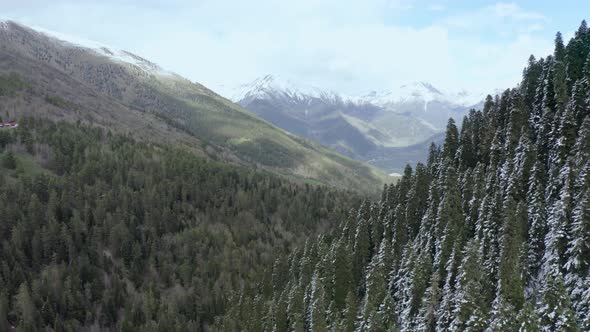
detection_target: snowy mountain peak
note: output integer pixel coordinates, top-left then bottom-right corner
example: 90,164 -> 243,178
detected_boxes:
232,74 -> 345,104
358,81 -> 485,108
400,81 -> 444,96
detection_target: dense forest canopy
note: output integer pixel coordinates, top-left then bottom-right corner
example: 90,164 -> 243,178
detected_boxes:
215,21 -> 590,331
0,118 -> 363,331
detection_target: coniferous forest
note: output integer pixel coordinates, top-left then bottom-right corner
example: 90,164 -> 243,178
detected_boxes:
0,119 -> 361,331
214,21 -> 590,331
2,13 -> 590,332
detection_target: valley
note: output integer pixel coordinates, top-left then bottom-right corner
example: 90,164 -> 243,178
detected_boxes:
1,5 -> 589,332
233,75 -> 482,173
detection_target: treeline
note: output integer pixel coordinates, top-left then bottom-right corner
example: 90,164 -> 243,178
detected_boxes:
0,118 -> 361,331
216,21 -> 590,331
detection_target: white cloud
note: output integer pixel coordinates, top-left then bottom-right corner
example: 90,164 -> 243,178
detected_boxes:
442,2 -> 547,32
491,2 -> 545,21
428,4 -> 445,12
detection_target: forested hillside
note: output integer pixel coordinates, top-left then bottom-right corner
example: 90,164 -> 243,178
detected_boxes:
216,21 -> 590,331
0,21 -> 388,194
0,119 -> 361,331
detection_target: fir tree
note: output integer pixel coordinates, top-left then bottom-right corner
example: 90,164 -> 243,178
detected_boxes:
516,301 -> 541,332
498,198 -> 525,309
332,239 -> 353,312
434,166 -> 465,279
527,161 -> 548,280
487,296 -> 518,332
564,187 -> 590,324
342,291 -> 358,332
442,119 -> 459,161
0,291 -> 8,332
308,272 -> 328,332
539,274 -> 578,331
542,163 -> 573,277
15,282 -> 37,332
450,240 -> 489,331
416,272 -> 441,332
360,238 -> 389,328
435,248 -> 458,332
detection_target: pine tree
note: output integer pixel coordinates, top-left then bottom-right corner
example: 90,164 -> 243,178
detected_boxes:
353,205 -> 372,290
332,239 -> 352,312
375,293 -> 397,331
360,238 -> 389,328
488,296 -> 518,332
554,64 -> 569,114
539,274 -> 578,331
459,116 -> 477,170
341,291 -> 358,332
272,289 -> 289,332
308,272 -> 328,332
564,188 -> 590,323
0,291 -> 8,332
398,243 -> 432,331
435,248 -> 458,332
516,301 -> 541,332
416,272 -> 441,332
442,119 -> 459,161
579,276 -> 590,330
405,163 -> 430,239
15,282 -> 37,332
450,240 -> 489,331
498,197 -> 525,310
522,55 -> 543,109
554,99 -> 578,165
434,166 -> 465,279
527,161 -> 547,280
570,116 -> 590,174
543,163 -> 573,277
392,204 -> 408,270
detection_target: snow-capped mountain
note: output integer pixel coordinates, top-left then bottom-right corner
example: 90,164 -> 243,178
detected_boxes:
232,76 -> 485,121
358,81 -> 486,110
232,74 -> 349,106
232,75 -> 490,172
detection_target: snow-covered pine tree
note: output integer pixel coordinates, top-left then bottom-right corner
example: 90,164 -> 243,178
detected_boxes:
538,273 -> 578,331
450,239 -> 489,331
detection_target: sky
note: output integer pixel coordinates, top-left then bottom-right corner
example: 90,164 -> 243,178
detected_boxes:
2,0 -> 589,97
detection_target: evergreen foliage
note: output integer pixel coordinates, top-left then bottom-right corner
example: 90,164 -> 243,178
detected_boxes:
0,119 -> 360,330
217,20 -> 590,331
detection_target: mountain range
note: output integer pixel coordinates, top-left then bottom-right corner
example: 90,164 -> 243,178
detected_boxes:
0,20 -> 388,193
232,75 -> 486,173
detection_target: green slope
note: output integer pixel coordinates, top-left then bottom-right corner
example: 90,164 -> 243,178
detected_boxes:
0,21 -> 389,193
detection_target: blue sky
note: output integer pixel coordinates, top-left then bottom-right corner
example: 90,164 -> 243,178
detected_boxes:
2,0 -> 589,96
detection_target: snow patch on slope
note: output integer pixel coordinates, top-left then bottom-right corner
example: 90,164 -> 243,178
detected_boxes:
19,22 -> 175,77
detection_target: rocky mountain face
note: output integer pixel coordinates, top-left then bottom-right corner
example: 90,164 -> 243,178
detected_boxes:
0,21 -> 388,192
233,75 -> 483,173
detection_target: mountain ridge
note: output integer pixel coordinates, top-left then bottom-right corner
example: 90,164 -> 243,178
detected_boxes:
0,20 -> 388,193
